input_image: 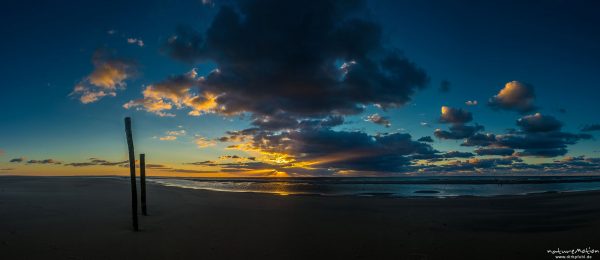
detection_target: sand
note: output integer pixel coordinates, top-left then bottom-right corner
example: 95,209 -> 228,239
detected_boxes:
0,176 -> 599,260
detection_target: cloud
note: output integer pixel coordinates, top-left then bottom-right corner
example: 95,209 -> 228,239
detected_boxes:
516,113 -> 562,133
167,130 -> 186,136
495,131 -> 591,157
221,125 -> 437,173
488,81 -> 536,113
513,148 -> 568,157
465,100 -> 478,106
195,136 -> 217,148
462,133 -> 497,147
439,106 -> 472,124
581,124 -> 600,132
125,0 -> 440,175
71,50 -> 136,104
248,114 -> 344,132
159,136 -> 177,141
65,158 -> 128,167
168,169 -> 216,174
162,0 -> 428,118
10,157 -> 25,163
435,106 -> 483,140
439,80 -> 450,92
414,154 -> 600,175
27,159 -> 61,165
459,114 -> 592,158
434,124 -> 484,140
124,69 -> 218,117
127,38 -> 144,47
218,155 -> 256,161
474,147 -> 515,156
158,129 -> 186,141
365,113 -> 391,127
442,151 -> 475,158
417,136 -> 434,143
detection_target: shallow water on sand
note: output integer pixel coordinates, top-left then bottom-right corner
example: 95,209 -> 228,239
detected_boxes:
151,176 -> 600,197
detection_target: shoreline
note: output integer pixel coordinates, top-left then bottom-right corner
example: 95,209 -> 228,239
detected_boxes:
1,176 -> 599,259
149,176 -> 600,198
152,179 -> 600,199
4,175 -> 600,198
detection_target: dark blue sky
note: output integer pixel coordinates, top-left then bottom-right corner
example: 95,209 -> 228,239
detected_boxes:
1,0 -> 599,176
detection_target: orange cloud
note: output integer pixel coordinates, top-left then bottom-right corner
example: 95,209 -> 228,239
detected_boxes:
71,50 -> 136,104
195,136 -> 217,148
124,69 -> 219,117
159,136 -> 177,141
489,81 -> 536,113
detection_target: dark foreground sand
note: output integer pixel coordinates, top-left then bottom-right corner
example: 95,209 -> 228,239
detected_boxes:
1,177 -> 599,260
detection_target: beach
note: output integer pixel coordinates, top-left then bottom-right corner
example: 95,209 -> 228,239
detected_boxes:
1,176 -> 599,260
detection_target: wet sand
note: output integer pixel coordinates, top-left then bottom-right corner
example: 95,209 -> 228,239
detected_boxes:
0,176 -> 599,260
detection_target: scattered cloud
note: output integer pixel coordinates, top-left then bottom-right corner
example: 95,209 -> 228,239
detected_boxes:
434,124 -> 484,140
465,100 -> 478,106
462,133 -> 497,147
124,69 -> 218,117
439,80 -> 450,92
127,38 -> 144,47
201,0 -> 214,6
218,155 -> 256,161
158,129 -> 186,141
442,151 -> 475,158
71,50 -> 136,104
417,136 -> 434,143
459,113 -> 591,158
435,106 -> 483,140
439,106 -> 472,124
102,0 -> 597,175
581,124 -> 600,132
365,113 -> 391,127
27,159 -> 61,165
65,158 -> 128,167
167,130 -> 186,136
195,136 -> 217,148
488,81 -> 536,113
159,136 -> 177,141
516,113 -> 562,133
474,147 -> 515,156
10,157 -> 25,163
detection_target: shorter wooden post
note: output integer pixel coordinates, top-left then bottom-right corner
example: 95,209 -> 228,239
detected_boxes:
140,153 -> 147,216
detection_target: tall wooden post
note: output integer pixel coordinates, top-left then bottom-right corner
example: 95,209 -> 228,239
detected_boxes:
140,153 -> 147,216
124,117 -> 139,231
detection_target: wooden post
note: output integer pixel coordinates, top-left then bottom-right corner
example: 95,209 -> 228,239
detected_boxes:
125,117 -> 139,231
140,153 -> 147,216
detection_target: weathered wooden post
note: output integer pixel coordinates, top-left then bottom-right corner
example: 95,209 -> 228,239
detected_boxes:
140,153 -> 147,216
124,117 -> 139,231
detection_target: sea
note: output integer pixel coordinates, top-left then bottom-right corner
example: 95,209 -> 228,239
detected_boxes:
150,176 -> 600,197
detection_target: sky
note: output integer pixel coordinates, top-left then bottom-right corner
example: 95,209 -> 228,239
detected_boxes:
1,0 -> 599,177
